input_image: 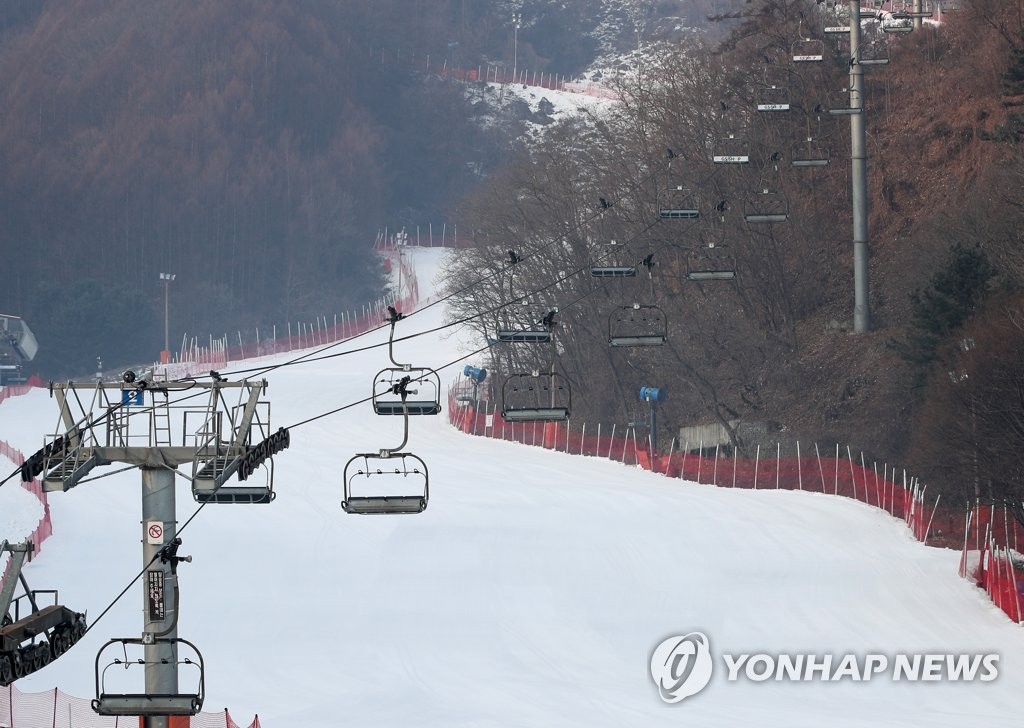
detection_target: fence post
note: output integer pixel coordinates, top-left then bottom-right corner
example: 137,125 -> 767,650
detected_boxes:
607,424 -> 616,459
796,441 -> 802,490
754,444 -> 760,489
775,442 -> 781,489
847,446 -> 857,501
831,444 -> 839,495
696,439 -> 703,485
924,494 -> 941,546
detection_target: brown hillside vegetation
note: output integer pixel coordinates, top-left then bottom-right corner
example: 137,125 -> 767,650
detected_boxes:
446,0 -> 1024,509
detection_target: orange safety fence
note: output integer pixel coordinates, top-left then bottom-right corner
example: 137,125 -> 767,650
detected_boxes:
448,387 -> 1024,624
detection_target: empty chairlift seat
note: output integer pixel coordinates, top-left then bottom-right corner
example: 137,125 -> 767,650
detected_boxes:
501,372 -> 571,422
191,440 -> 279,505
342,452 -> 428,515
712,135 -> 750,164
791,138 -> 830,168
93,638 -> 205,718
743,189 -> 789,224
828,88 -> 862,116
686,252 -> 737,281
755,84 -> 790,112
608,304 -> 668,347
792,37 -> 825,62
658,184 -> 701,219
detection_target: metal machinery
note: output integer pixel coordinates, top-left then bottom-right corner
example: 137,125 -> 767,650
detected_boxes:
0,314 -> 38,386
0,540 -> 87,685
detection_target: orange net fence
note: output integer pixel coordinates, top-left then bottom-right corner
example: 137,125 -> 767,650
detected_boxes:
448,389 -> 1024,624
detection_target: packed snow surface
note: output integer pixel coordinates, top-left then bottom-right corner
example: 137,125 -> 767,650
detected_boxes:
1,247 -> 1022,727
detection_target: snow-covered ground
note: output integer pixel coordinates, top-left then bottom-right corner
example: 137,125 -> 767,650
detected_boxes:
2,246 -> 1023,727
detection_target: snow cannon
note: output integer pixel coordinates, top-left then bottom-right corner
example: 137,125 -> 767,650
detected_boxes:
639,386 -> 666,403
463,365 -> 488,383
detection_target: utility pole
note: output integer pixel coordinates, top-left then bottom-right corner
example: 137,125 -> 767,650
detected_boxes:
849,0 -> 870,332
512,13 -> 522,84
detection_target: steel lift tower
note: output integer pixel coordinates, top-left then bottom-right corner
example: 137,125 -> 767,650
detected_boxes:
31,372 -> 281,728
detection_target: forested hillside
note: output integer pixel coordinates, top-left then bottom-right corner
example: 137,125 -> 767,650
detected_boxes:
0,0 -> 734,377
444,0 -> 1024,508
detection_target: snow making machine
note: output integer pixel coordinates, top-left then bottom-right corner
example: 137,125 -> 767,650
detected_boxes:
0,540 -> 87,685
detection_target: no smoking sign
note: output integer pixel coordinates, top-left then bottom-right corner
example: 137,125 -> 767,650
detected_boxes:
146,521 -> 164,545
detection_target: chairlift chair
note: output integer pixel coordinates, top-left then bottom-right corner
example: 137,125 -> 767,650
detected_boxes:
342,452 -> 429,514
496,309 -> 558,343
755,84 -> 790,112
858,26 -> 891,65
190,393 -> 278,505
686,250 -> 737,281
891,0 -> 933,20
608,304 -> 668,347
192,456 -> 276,504
372,367 -> 441,416
823,4 -> 851,35
881,20 -> 913,33
827,88 -> 862,116
791,138 -> 830,168
712,134 -> 750,164
93,638 -> 205,717
590,240 -> 638,277
792,38 -> 825,62
496,259 -> 558,343
658,184 -> 701,219
501,372 -> 571,422
743,189 -> 789,224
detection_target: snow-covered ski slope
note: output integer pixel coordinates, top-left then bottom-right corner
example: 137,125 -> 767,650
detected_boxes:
2,246 -> 1023,727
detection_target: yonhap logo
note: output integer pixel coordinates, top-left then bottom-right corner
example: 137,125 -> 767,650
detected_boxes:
650,632 -> 714,703
649,630 -> 1000,704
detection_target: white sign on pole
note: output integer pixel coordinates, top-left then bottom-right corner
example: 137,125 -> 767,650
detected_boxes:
146,521 -> 164,545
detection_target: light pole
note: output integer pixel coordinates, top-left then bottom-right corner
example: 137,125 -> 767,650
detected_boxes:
512,13 -> 522,84
395,229 -> 408,302
159,273 -> 176,363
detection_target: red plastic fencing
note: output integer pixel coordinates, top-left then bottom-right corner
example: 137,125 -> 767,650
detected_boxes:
0,683 -> 260,728
447,386 -> 1024,623
0,376 -> 54,579
165,243 -> 424,379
